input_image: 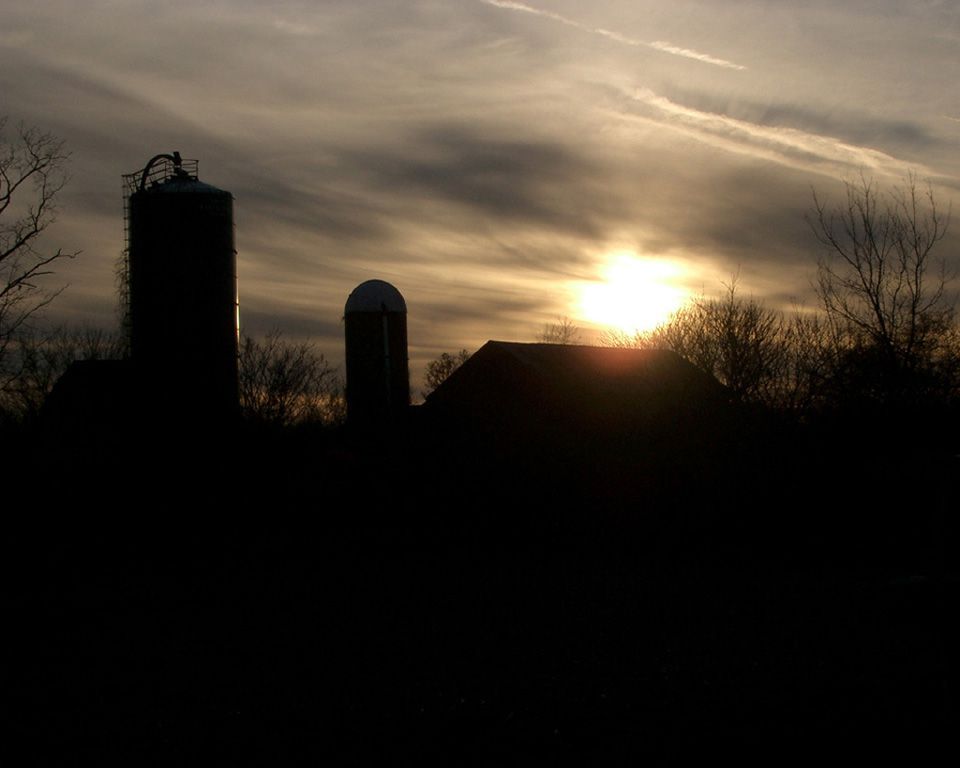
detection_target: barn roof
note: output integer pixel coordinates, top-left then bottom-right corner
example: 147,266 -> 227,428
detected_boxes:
424,341 -> 733,443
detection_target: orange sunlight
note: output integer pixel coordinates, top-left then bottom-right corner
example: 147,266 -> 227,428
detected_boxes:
577,253 -> 689,335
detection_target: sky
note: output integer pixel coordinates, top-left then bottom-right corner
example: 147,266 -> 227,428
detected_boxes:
2,0 -> 959,388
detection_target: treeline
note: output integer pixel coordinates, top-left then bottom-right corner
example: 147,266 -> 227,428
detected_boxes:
610,177 -> 959,421
0,327 -> 345,428
605,281 -> 960,417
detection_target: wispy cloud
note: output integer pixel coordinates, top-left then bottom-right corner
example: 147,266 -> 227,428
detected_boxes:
271,19 -> 316,37
339,125 -> 623,241
625,88 -> 938,180
646,40 -> 745,70
482,0 -> 746,70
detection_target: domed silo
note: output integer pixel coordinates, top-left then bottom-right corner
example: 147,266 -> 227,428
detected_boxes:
344,280 -> 410,424
123,153 -> 238,418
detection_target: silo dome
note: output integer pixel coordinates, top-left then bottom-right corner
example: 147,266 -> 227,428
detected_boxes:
345,279 -> 407,314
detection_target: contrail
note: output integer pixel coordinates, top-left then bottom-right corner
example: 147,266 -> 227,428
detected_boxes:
626,87 -> 936,180
647,40 -> 745,70
482,0 -> 746,71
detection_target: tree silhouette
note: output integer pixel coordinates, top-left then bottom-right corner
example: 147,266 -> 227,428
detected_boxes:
605,281 -> 792,405
0,119 -> 76,374
537,316 -> 581,344
809,174 -> 958,407
422,348 -> 471,398
239,330 -> 344,426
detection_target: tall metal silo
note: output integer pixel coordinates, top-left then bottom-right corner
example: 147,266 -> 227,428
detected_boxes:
344,279 -> 410,424
122,153 -> 239,418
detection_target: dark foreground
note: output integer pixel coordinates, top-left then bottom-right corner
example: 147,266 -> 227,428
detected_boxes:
6,412 -> 960,763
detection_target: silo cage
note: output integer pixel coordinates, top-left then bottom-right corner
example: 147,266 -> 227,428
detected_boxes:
118,156 -> 200,351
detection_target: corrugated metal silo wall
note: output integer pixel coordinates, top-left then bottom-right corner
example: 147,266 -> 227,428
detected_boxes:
344,310 -> 410,423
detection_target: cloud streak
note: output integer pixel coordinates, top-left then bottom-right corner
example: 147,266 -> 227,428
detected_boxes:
483,0 -> 746,70
339,125 -> 625,241
624,88 -> 939,181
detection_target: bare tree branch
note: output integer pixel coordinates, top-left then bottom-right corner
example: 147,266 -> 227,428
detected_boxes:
0,325 -> 122,421
422,349 -> 471,398
238,330 -> 344,426
606,280 -> 792,405
0,117 -> 77,372
807,174 -> 957,405
537,316 -> 581,345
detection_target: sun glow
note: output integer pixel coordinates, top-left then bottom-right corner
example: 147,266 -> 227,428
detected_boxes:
578,253 -> 689,334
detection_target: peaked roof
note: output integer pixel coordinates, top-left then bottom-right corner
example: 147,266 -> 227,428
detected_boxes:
424,341 -> 732,442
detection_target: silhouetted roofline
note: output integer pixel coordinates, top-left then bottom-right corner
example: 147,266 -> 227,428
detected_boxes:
425,339 -> 732,415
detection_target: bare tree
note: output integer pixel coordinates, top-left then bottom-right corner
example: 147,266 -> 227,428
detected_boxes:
771,309 -> 842,412
422,348 -> 471,398
607,281 -> 791,405
537,316 -> 581,344
238,330 -> 344,426
809,174 -> 957,405
0,119 -> 76,369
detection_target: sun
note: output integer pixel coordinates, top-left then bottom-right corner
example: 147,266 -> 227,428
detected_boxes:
577,253 -> 689,335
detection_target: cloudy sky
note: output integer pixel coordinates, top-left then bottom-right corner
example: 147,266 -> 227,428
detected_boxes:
3,0 -> 959,386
